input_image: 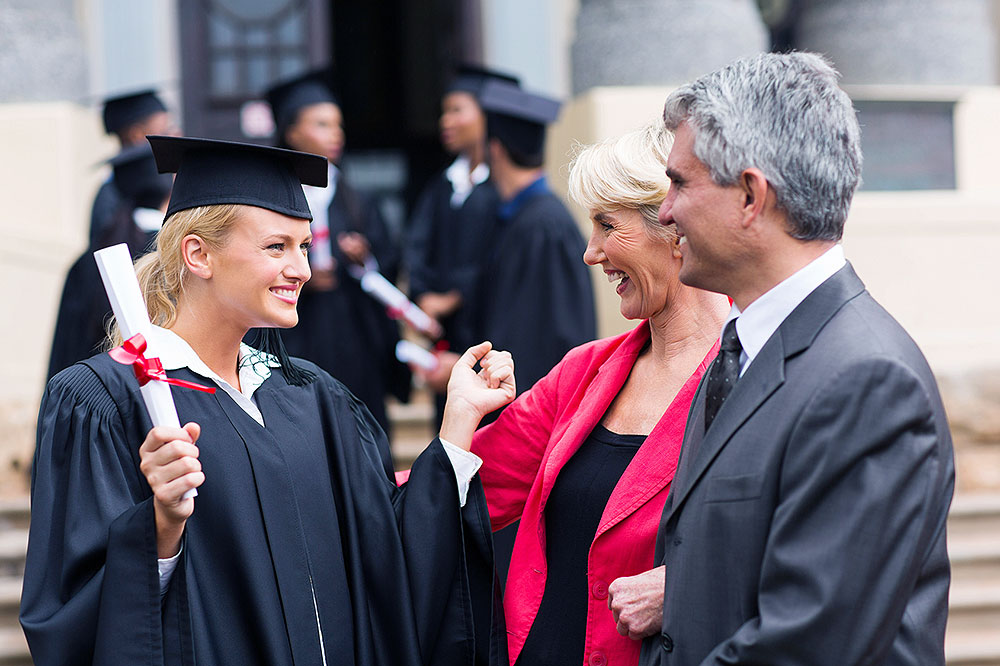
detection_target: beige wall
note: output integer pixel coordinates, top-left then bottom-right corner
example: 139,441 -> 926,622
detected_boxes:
545,86 -> 1000,375
0,103 -> 113,494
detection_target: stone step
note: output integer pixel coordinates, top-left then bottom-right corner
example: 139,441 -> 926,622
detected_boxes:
0,578 -> 19,626
948,579 -> 1000,634
946,627 -> 1000,666
0,531 -> 26,579
0,626 -> 29,666
0,500 -> 28,532
949,492 -> 1000,543
950,538 -> 1000,589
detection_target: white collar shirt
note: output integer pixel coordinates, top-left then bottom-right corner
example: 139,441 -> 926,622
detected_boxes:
149,326 -> 280,426
445,156 -> 490,208
725,244 -> 847,376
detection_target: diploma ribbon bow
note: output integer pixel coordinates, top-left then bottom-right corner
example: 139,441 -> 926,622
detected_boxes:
109,333 -> 217,394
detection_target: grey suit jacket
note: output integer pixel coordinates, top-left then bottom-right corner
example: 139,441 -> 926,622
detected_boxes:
640,263 -> 954,666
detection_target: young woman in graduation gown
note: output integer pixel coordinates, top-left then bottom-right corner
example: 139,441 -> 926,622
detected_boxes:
21,136 -> 513,666
468,125 -> 729,666
265,69 -> 407,434
46,143 -> 172,381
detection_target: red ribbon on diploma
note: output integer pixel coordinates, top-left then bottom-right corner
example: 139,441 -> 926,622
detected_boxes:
109,334 -> 217,394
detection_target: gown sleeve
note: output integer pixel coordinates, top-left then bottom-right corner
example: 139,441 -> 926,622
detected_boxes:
328,383 -> 501,666
20,363 -> 187,665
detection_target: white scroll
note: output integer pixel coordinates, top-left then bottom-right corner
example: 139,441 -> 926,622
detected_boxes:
94,243 -> 198,499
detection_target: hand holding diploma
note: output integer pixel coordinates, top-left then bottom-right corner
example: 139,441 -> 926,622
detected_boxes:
439,341 -> 516,450
139,423 -> 204,558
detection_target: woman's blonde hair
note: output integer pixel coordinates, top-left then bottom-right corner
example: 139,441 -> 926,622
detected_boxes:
107,204 -> 242,346
568,121 -> 676,240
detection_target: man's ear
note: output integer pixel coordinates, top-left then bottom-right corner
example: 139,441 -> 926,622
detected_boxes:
738,168 -> 770,228
182,234 -> 213,279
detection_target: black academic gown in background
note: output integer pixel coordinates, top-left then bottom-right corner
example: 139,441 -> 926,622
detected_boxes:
405,171 -> 501,354
22,354 -> 501,666
280,179 -> 408,434
89,178 -> 123,245
46,206 -> 156,381
476,179 -> 596,400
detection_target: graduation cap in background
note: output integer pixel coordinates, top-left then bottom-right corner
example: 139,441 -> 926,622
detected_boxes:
265,67 -> 339,142
109,143 -> 173,210
102,89 -> 167,135
447,64 -> 521,97
478,79 -> 562,167
147,135 -> 328,221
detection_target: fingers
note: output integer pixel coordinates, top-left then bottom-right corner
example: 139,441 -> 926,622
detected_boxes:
479,350 -> 512,389
457,341 -> 493,370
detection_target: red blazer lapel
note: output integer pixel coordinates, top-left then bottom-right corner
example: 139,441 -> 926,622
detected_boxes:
596,341 -> 719,538
537,324 -> 651,509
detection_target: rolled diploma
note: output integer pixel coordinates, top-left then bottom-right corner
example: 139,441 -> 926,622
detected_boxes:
395,340 -> 439,372
359,271 -> 442,338
94,243 -> 197,499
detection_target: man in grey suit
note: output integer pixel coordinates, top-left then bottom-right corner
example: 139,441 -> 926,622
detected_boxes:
628,52 -> 954,665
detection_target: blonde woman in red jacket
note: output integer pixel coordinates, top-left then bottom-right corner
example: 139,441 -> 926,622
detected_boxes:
469,123 -> 729,666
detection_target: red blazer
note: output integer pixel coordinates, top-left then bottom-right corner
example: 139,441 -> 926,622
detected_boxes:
471,321 -> 717,666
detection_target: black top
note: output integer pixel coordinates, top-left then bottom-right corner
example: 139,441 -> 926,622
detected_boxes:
517,424 -> 646,666
23,353 -> 498,665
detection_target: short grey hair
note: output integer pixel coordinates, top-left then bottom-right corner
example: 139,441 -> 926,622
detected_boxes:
663,52 -> 863,241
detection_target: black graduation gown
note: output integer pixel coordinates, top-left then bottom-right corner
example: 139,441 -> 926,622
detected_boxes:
476,181 -> 596,398
89,178 -> 123,245
22,353 -> 500,666
280,180 -> 408,434
46,206 -> 157,381
405,171 -> 501,354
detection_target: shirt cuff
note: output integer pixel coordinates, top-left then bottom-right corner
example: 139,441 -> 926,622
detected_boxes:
158,545 -> 183,596
440,438 -> 483,507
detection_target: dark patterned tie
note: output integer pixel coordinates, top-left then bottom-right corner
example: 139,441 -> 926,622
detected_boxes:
704,319 -> 742,432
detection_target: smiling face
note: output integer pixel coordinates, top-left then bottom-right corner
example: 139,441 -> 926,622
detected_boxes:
439,91 -> 486,156
205,206 -> 312,331
658,121 -> 746,296
583,207 -> 680,320
285,102 -> 344,164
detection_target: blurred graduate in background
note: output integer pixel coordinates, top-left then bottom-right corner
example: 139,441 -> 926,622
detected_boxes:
89,90 -> 178,243
405,65 -> 520,424
265,68 -> 408,434
47,142 -> 173,381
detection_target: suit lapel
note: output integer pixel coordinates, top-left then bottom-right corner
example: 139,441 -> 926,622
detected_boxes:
663,262 -> 867,523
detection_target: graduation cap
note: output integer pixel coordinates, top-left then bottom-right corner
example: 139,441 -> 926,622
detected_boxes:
147,135 -> 328,221
478,79 -> 562,166
265,67 -> 339,139
102,89 -> 167,135
109,143 -> 173,209
447,64 -> 520,97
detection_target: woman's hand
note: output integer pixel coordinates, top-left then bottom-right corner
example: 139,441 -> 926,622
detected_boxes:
608,565 -> 665,640
337,232 -> 371,265
439,341 -> 515,449
139,422 -> 204,558
417,290 -> 462,320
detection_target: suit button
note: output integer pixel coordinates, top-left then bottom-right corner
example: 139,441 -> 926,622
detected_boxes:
589,651 -> 607,666
592,580 -> 608,600
661,632 -> 674,652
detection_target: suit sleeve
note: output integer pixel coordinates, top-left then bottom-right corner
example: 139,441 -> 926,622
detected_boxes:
471,355 -> 566,530
20,366 -> 181,665
701,358 -> 950,665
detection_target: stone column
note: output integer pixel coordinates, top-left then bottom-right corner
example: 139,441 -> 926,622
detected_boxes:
0,0 -> 89,102
571,0 -> 770,94
795,0 -> 997,85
